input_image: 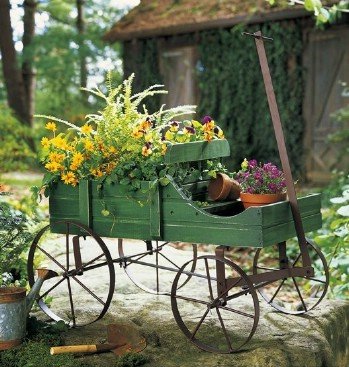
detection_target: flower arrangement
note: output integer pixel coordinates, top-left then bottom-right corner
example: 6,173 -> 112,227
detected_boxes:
37,73 -> 226,193
234,159 -> 286,194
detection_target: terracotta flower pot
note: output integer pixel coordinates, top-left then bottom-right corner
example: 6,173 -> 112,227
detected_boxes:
208,173 -> 241,201
240,192 -> 287,209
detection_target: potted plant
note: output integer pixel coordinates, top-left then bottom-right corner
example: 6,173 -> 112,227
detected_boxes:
234,159 -> 287,208
35,73 -> 227,196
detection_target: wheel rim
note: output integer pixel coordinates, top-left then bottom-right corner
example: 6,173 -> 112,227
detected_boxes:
118,239 -> 197,295
253,239 -> 329,315
27,220 -> 115,326
171,255 -> 259,353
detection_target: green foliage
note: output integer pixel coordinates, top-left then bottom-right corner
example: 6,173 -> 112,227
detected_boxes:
0,195 -> 34,286
266,0 -> 349,25
32,0 -> 123,121
197,21 -> 304,175
115,352 -> 149,367
328,103 -> 349,161
0,104 -> 35,173
314,174 -> 349,299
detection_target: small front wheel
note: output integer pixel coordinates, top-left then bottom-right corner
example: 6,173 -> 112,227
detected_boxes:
27,221 -> 115,326
171,255 -> 259,353
253,239 -> 329,314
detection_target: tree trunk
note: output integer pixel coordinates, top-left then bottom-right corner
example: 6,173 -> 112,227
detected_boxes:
22,0 -> 37,127
77,0 -> 87,99
0,0 -> 28,124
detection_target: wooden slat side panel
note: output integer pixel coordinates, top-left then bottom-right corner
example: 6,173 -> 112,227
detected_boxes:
163,139 -> 230,164
162,222 -> 263,247
260,194 -> 321,228
92,219 -> 152,240
262,213 -> 322,247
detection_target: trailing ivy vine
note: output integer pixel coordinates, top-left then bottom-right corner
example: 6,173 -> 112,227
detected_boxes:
124,19 -> 305,175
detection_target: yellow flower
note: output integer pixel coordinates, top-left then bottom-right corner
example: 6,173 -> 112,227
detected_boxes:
142,145 -> 152,157
165,130 -> 174,141
61,171 -> 78,186
161,143 -> 167,155
204,132 -> 213,142
71,152 -> 84,169
203,120 -> 215,132
144,133 -> 153,143
84,139 -> 94,152
52,136 -> 69,150
140,120 -> 152,131
41,137 -> 50,147
49,152 -> 65,162
241,158 -> 248,170
105,162 -> 116,174
108,146 -> 117,154
45,161 -> 63,172
132,127 -> 144,139
90,168 -> 103,178
45,122 -> 57,132
81,124 -> 93,135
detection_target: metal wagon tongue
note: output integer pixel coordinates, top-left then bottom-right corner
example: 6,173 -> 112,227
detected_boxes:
50,322 -> 146,356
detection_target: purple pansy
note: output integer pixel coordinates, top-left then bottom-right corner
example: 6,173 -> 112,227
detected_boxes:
202,115 -> 212,124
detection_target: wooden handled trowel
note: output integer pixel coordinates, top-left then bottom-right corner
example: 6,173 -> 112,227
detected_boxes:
50,323 -> 146,356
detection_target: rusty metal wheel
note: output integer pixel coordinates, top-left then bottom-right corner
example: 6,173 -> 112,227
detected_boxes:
27,220 -> 115,327
171,255 -> 259,353
253,239 -> 329,315
118,239 -> 197,295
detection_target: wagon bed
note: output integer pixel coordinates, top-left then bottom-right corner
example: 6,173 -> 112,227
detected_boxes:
49,177 -> 321,248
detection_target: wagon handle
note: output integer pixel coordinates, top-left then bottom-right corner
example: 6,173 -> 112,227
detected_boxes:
246,30 -> 311,267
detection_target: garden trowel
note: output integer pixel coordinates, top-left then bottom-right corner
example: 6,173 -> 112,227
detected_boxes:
50,322 -> 146,356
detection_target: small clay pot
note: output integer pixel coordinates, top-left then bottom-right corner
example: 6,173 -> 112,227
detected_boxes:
208,173 -> 241,201
240,192 -> 287,209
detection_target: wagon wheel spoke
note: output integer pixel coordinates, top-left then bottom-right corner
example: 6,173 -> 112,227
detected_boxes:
36,245 -> 67,273
67,277 -> 76,327
292,253 -> 302,267
269,278 -> 286,304
254,265 -> 279,272
28,221 -> 115,327
79,253 -> 105,272
71,275 -> 105,306
292,277 -> 307,312
119,239 -> 197,295
66,222 -> 70,271
158,251 -> 181,269
253,240 -> 329,314
191,308 -> 210,339
204,258 -> 214,300
216,307 -> 233,352
38,277 -> 66,301
172,294 -> 210,306
220,305 -> 255,319
172,255 -> 259,354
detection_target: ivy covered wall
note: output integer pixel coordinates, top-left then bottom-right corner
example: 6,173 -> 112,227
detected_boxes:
122,19 -> 305,175
198,20 -> 304,174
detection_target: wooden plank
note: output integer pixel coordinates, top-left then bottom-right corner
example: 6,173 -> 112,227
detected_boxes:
79,180 -> 92,228
262,213 -> 322,247
150,183 -> 161,239
163,139 -> 230,164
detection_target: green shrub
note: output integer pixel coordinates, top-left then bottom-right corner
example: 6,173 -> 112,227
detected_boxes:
314,173 -> 349,299
0,192 -> 40,286
0,103 -> 35,173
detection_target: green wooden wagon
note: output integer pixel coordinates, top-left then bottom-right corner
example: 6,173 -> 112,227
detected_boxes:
27,32 -> 329,354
